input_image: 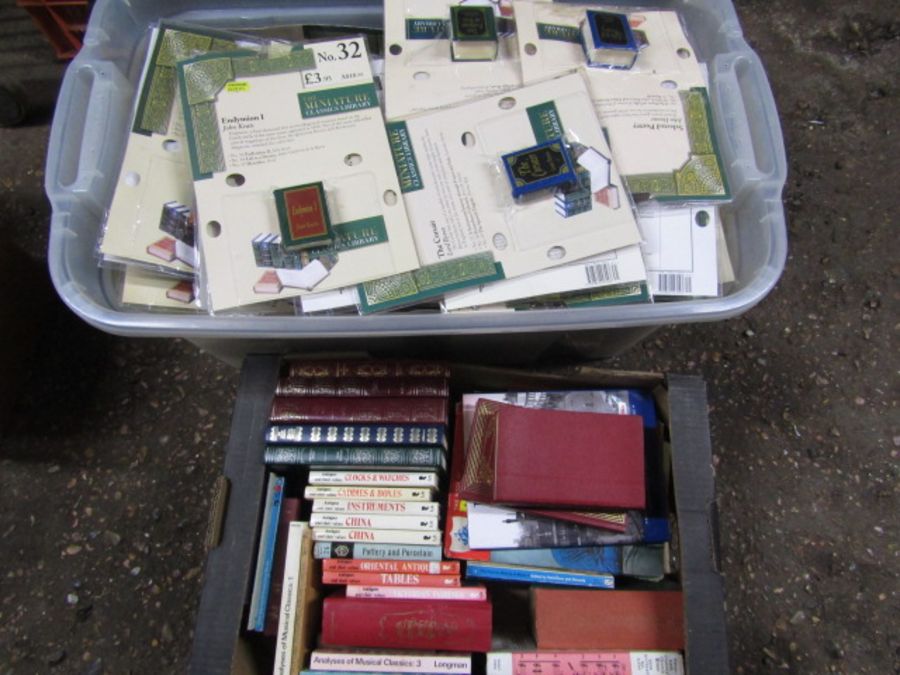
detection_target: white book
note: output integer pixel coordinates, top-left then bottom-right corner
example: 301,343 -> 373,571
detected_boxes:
310,650 -> 472,674
303,485 -> 434,501
308,471 -> 439,489
312,499 -> 439,515
312,527 -> 442,546
487,651 -> 684,675
273,522 -> 308,675
346,584 -> 488,601
310,513 -> 439,531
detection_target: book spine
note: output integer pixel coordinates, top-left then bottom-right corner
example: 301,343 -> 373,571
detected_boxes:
323,559 -> 459,574
266,424 -> 447,449
270,396 -> 448,424
346,585 -> 487,601
273,522 -> 306,675
247,474 -> 284,632
310,513 -> 439,531
486,652 -> 685,675
308,651 -> 472,674
265,446 -> 446,471
322,572 -> 461,587
465,563 -> 614,589
264,497 -> 302,635
277,376 -> 450,398
313,542 -> 442,561
287,360 -> 450,378
321,596 -> 492,651
308,471 -> 439,489
312,528 -> 442,546
303,486 -> 433,501
312,499 -> 439,515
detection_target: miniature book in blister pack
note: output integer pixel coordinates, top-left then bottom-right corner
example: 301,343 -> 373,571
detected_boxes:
177,37 -> 420,312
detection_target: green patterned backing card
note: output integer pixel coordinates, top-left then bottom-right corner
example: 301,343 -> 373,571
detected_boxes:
526,101 -> 565,144
358,253 -> 504,314
624,87 -> 730,200
133,26 -> 239,136
509,282 -> 650,310
178,48 -> 315,179
536,23 -> 582,43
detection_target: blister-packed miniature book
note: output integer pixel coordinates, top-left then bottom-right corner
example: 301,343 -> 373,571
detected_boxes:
357,72 -> 642,313
101,23 -> 271,275
177,37 -> 420,312
514,1 -> 730,201
384,0 -> 522,120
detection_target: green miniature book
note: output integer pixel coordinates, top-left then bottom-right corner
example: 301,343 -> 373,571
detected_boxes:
450,5 -> 498,61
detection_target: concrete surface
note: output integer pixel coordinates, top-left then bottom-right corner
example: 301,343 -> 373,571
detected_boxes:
0,0 -> 897,673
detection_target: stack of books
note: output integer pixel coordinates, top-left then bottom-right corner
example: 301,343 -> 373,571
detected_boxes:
258,359 -> 491,673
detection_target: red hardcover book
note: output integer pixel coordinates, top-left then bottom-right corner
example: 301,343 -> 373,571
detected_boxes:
270,396 -> 448,424
323,559 -> 460,574
459,400 -> 645,510
321,595 -> 492,652
263,497 -> 302,636
276,376 -> 450,398
444,406 -> 490,562
287,360 -> 450,379
322,571 -> 461,587
533,589 -> 684,651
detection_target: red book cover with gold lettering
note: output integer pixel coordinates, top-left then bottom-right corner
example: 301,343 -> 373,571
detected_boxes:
458,400 -> 645,510
321,595 -> 492,652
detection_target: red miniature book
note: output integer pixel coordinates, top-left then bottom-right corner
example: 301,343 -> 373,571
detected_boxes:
321,595 -> 492,652
459,400 -> 645,510
533,588 -> 684,651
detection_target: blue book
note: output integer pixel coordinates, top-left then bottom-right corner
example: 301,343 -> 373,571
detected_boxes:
247,473 -> 285,631
465,561 -> 615,589
489,544 -> 667,581
265,423 -> 447,450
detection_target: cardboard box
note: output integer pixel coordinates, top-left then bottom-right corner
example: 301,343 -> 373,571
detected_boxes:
189,356 -> 728,674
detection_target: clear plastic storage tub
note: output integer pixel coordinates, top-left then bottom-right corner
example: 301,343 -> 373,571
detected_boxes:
45,0 -> 787,361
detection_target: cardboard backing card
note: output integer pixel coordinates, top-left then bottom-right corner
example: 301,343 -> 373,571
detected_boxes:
390,72 -> 642,282
178,37 -> 420,312
384,0 -> 522,120
101,24 -> 266,274
120,265 -> 200,310
514,2 -> 730,201
637,204 -> 719,297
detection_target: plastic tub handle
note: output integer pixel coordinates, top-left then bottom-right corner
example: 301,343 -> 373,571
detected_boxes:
45,59 -> 130,209
711,50 -> 787,188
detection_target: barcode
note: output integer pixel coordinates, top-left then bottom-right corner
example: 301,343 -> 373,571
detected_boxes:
655,273 -> 693,294
584,262 -> 621,286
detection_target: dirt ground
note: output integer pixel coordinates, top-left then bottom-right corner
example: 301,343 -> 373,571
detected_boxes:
0,0 -> 897,673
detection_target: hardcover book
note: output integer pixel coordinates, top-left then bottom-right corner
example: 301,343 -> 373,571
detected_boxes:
286,360 -> 450,379
307,471 -> 439,490
321,596 -> 492,652
459,400 -> 645,509
313,528 -> 442,546
465,561 -> 614,589
323,560 -> 459,575
310,513 -> 439,531
266,423 -> 447,450
264,497 -> 302,635
304,486 -> 434,502
247,473 -> 285,631
488,544 -> 668,581
270,396 -> 449,424
265,446 -> 446,472
276,375 -> 450,398
532,588 -> 685,650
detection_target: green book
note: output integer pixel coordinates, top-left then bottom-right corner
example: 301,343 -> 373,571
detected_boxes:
450,5 -> 499,61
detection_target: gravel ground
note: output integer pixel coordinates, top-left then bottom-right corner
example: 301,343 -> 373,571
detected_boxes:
0,0 -> 897,673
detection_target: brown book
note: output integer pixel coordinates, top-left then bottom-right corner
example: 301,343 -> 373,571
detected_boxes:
270,396 -> 448,425
276,376 -> 450,398
533,588 -> 684,651
286,360 -> 450,379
